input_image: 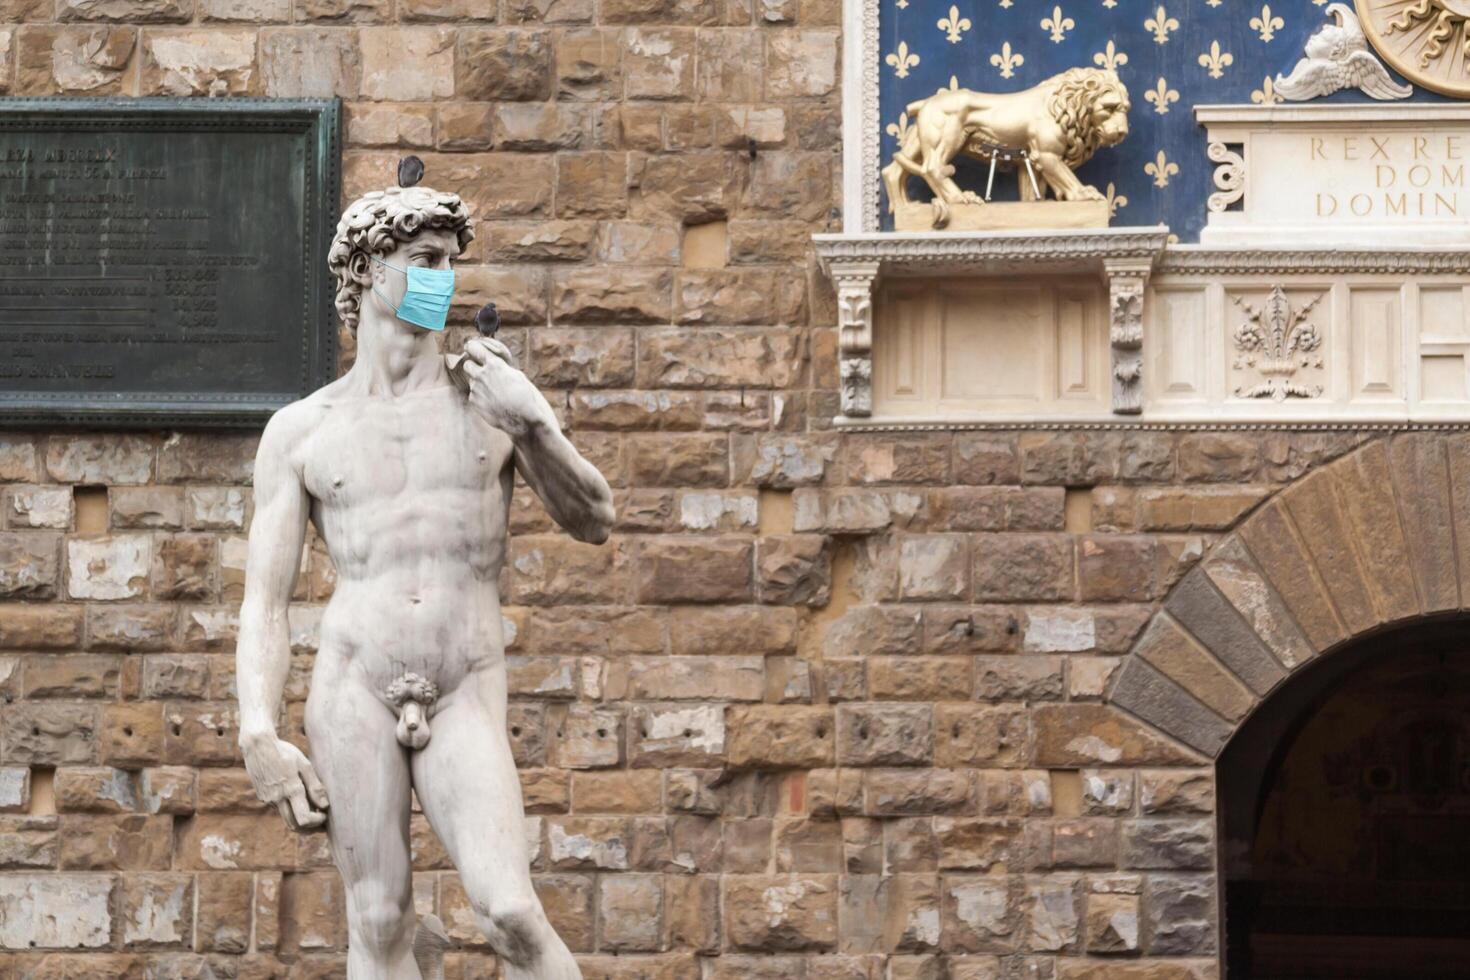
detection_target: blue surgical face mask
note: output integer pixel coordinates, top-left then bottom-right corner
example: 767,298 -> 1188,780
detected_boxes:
372,256 -> 455,332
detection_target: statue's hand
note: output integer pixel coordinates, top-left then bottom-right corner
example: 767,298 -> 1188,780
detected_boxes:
457,337 -> 556,439
240,733 -> 329,832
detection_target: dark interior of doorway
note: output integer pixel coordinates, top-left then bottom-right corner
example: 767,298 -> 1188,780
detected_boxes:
1219,618 -> 1470,980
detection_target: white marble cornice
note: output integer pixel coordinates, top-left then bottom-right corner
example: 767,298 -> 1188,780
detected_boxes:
1160,247 -> 1470,276
813,227 -> 1173,277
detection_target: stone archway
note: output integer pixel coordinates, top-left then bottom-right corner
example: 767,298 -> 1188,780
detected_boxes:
1105,432 -> 1470,758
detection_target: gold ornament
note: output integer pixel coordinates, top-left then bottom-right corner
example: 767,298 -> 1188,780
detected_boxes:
1356,0 -> 1470,96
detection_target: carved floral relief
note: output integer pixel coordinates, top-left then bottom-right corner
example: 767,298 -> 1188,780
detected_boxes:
1230,286 -> 1327,401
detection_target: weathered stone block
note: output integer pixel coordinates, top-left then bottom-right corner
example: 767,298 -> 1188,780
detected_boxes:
972,535 -> 1073,602
556,705 -> 623,769
556,27 -> 622,101
1281,470 -> 1379,634
179,814 -> 299,870
934,705 -> 1026,769
547,816 -> 631,870
260,26 -> 360,97
551,266 -> 672,322
1108,658 -> 1232,758
6,486 -> 73,529
1237,500 -> 1346,653
0,873 -> 114,949
869,657 -> 971,702
1121,820 -> 1214,871
727,705 -> 833,768
58,814 -> 172,870
1139,770 -> 1214,815
941,875 -> 1016,953
1131,615 -> 1254,724
975,656 -> 1063,702
1389,434 -> 1460,613
726,875 -> 838,951
456,28 -> 552,100
631,704 -> 726,768
635,536 -> 752,603
141,28 -> 256,95
0,815 -> 58,869
1031,704 -> 1203,768
623,27 -> 694,99
359,26 -> 453,99
1,603 -> 84,649
1085,892 -> 1140,954
0,531 -> 59,598
2,703 -> 98,764
1143,874 -> 1216,955
118,872 -> 192,948
17,25 -> 135,96
598,874 -> 664,951
836,704 -> 932,767
67,534 -> 151,601
864,770 -> 973,816
196,871 -> 253,953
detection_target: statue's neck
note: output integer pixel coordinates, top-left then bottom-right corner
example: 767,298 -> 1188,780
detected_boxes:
347,303 -> 449,397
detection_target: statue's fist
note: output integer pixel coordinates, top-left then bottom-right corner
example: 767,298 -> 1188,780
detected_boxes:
454,337 -> 556,439
241,734 -> 329,832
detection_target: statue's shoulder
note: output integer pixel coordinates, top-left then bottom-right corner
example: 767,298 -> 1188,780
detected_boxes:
258,392 -> 333,463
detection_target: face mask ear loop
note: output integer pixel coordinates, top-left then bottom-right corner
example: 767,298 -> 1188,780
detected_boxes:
368,254 -> 401,314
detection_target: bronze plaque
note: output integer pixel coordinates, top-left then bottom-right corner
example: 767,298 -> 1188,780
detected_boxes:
0,98 -> 340,427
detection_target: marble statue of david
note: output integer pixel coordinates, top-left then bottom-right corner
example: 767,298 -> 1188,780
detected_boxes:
236,181 -> 613,979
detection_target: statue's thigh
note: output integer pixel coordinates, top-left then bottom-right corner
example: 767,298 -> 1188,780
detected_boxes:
411,693 -> 536,904
306,679 -> 414,889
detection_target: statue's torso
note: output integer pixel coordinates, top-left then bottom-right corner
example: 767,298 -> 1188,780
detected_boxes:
291,381 -> 516,698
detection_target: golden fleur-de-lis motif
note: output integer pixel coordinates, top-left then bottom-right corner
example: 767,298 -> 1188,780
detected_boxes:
1000,0 -> 1013,7
1144,77 -> 1180,113
1042,5 -> 1075,43
885,111 -> 912,146
990,41 -> 1024,79
1106,182 -> 1128,217
886,41 -> 920,79
1198,40 -> 1233,78
1251,75 -> 1284,104
1146,150 -> 1179,188
1146,5 -> 1179,44
1251,4 -> 1284,42
1103,0 -> 1117,8
896,0 -> 908,8
1094,39 -> 1128,70
938,5 -> 971,43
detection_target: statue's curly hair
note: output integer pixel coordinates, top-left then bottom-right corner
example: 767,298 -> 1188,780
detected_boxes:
1045,67 -> 1130,169
327,186 -> 474,333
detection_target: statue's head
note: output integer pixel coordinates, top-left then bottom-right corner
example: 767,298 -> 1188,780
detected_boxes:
328,185 -> 474,333
1085,70 -> 1130,149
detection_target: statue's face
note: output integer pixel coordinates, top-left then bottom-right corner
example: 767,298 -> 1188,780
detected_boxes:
1094,90 -> 1130,147
368,228 -> 461,318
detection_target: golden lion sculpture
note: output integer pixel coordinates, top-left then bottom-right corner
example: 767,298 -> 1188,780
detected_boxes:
882,67 -> 1131,229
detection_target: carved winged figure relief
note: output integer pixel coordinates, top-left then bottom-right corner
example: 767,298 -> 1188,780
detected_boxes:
1275,3 -> 1413,101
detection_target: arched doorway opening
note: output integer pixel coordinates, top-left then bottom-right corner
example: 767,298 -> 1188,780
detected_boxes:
1220,618 -> 1470,979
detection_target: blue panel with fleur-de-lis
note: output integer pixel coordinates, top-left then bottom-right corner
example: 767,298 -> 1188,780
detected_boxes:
879,0 -> 1446,241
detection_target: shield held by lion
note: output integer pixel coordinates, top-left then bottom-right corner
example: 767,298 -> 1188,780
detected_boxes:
882,67 -> 1132,230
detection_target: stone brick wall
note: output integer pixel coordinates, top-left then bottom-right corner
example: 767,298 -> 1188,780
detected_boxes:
0,4 -> 1393,979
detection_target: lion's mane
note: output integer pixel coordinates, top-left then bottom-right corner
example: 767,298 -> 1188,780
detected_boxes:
1045,67 -> 1127,169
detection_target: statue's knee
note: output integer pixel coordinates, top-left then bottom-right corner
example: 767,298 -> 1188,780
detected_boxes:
478,895 -> 546,963
353,896 -> 412,952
